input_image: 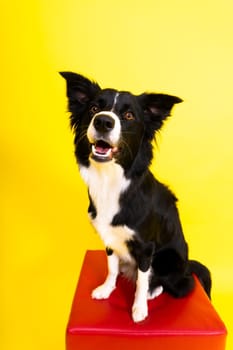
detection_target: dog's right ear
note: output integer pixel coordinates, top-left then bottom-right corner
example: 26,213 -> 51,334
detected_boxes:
59,71 -> 101,114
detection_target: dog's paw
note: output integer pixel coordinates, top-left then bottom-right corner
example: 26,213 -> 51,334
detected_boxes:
147,285 -> 163,300
132,303 -> 148,323
92,283 -> 115,300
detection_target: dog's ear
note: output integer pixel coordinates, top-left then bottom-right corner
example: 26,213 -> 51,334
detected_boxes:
138,93 -> 182,138
59,71 -> 101,114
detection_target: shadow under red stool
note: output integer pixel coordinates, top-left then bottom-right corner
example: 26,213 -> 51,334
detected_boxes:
66,250 -> 227,350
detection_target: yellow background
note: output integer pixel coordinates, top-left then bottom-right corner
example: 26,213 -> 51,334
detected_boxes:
1,0 -> 233,349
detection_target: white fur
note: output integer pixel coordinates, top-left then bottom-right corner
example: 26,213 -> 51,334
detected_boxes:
147,285 -> 163,300
132,269 -> 151,322
92,253 -> 119,299
111,92 -> 119,111
80,160 -> 134,260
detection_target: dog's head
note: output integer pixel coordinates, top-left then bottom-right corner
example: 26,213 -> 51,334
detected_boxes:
60,72 -> 182,175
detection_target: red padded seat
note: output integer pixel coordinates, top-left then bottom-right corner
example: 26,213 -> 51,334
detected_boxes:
66,250 -> 227,350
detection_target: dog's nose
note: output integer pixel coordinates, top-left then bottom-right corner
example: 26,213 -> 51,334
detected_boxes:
93,114 -> 115,133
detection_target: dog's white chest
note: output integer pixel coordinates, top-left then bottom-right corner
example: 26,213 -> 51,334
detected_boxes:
80,161 -> 134,257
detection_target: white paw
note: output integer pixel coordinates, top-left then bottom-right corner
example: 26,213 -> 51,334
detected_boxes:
92,283 -> 115,300
132,303 -> 148,323
147,285 -> 163,300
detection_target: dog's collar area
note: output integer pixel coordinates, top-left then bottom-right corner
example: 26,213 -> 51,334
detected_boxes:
91,140 -> 118,162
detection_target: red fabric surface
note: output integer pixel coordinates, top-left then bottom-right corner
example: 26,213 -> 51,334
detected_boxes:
66,250 -> 227,350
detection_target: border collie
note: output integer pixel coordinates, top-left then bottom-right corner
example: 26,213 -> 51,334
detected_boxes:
60,72 -> 211,323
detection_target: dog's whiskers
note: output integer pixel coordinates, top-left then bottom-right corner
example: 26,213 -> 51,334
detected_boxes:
75,129 -> 88,146
120,139 -> 134,160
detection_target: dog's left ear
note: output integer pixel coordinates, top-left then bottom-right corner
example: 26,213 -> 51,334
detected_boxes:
60,71 -> 101,129
138,93 -> 183,137
59,71 -> 101,102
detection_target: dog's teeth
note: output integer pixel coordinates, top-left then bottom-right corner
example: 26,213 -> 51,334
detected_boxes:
105,148 -> 112,156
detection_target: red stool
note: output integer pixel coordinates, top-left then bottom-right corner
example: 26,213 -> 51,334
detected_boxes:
66,250 -> 227,350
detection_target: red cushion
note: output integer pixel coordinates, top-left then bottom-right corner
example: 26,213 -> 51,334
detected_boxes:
66,250 -> 227,350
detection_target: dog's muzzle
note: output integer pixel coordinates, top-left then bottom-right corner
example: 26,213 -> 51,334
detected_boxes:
87,112 -> 120,162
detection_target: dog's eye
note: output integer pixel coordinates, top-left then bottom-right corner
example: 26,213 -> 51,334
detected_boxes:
124,111 -> 135,121
90,105 -> 100,114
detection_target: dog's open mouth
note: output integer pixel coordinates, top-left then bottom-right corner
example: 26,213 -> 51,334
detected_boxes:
91,140 -> 118,162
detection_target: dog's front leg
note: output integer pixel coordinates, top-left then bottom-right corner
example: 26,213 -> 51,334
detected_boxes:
92,250 -> 119,300
132,268 -> 150,323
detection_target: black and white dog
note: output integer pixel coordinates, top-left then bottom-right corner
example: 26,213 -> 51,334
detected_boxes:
60,72 -> 211,323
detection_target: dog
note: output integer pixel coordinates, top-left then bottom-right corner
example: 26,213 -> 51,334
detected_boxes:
60,71 -> 211,323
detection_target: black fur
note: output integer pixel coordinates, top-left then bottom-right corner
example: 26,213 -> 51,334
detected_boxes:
60,71 -> 211,299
